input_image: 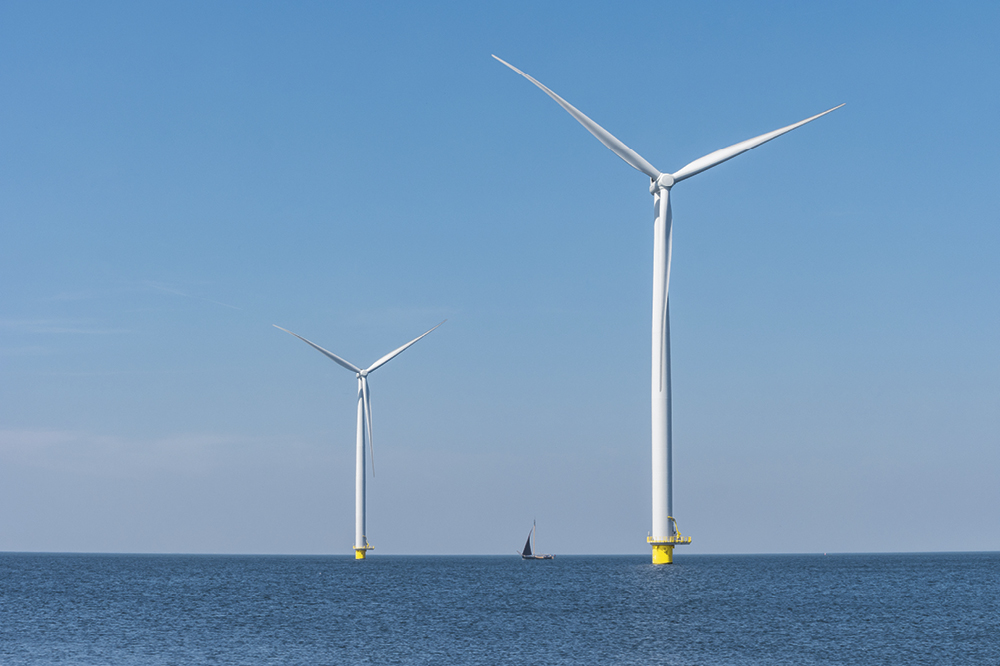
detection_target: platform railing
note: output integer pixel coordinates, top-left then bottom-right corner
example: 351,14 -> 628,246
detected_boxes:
646,535 -> 693,545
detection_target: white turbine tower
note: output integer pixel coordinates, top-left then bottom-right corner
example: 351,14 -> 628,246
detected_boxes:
275,321 -> 444,559
494,55 -> 842,564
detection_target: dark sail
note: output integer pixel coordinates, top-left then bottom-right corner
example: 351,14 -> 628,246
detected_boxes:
522,531 -> 533,557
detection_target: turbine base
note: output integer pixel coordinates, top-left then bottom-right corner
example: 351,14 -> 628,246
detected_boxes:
647,535 -> 692,565
354,544 -> 374,560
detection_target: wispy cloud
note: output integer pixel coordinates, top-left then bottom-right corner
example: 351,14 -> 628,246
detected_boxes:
46,287 -> 133,302
0,345 -> 51,356
0,429 -> 248,477
44,280 -> 243,312
0,319 -> 130,335
143,281 -> 243,311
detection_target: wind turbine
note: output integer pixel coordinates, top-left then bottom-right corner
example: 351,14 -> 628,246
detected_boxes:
275,321 -> 444,559
494,55 -> 842,564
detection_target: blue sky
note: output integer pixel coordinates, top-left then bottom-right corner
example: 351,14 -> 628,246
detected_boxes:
2,1 -> 998,555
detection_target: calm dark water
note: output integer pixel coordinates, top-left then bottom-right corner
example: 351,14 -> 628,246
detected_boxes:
1,552 -> 997,665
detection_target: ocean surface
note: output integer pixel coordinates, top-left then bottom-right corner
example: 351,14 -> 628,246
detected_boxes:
1,552 -> 997,665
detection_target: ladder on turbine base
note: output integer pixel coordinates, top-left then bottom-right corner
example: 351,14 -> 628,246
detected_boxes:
647,517 -> 692,564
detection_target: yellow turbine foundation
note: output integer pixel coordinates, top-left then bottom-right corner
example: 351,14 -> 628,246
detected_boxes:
651,543 -> 674,564
354,544 -> 374,560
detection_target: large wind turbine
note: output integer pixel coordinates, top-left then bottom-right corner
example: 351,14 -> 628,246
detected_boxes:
494,55 -> 842,564
275,321 -> 444,559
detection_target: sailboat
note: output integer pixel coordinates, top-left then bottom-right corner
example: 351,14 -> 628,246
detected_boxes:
520,520 -> 554,560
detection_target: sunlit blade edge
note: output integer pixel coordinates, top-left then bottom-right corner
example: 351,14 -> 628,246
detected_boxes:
362,377 -> 375,477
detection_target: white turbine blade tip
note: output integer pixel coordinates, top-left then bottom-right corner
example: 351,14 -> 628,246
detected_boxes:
273,325 -> 362,374
795,103 -> 846,126
493,55 -> 661,179
365,320 -> 445,373
672,103 -> 845,183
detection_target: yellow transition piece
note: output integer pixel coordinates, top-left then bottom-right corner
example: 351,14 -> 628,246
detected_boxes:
651,543 -> 674,564
647,517 -> 692,565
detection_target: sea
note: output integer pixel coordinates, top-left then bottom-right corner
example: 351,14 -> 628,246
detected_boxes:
1,552 -> 997,665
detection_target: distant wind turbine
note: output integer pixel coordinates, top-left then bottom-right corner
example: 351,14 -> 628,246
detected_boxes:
494,54 -> 842,564
275,321 -> 444,559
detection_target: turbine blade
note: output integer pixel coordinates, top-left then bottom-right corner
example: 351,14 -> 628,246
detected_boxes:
273,325 -> 362,374
493,55 -> 661,179
661,200 -> 673,392
671,104 -> 845,183
365,320 -> 445,374
362,376 -> 375,477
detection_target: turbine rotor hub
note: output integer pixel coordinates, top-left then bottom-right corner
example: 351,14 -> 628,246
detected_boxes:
651,173 -> 675,193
